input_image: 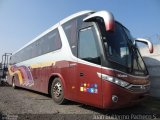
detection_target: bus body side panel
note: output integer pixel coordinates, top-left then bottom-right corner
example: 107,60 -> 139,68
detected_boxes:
7,24 -> 78,102
76,61 -> 103,108
32,66 -> 53,93
8,59 -> 77,97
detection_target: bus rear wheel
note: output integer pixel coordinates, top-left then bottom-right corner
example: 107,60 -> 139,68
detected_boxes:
12,77 -> 17,89
51,78 -> 66,104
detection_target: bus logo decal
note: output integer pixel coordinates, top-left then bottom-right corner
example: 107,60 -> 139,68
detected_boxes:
9,65 -> 34,87
80,83 -> 98,94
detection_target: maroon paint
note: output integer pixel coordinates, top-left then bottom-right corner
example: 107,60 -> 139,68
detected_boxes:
7,60 -> 149,109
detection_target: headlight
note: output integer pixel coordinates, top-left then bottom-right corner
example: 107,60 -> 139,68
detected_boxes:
97,73 -> 130,87
114,77 -> 129,87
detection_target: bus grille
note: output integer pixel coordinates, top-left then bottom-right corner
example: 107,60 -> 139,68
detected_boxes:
126,84 -> 150,92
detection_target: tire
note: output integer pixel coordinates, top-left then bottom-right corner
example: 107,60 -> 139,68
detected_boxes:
51,78 -> 66,104
12,77 -> 17,89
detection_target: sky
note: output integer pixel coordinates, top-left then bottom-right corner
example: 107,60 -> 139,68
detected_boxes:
0,0 -> 160,61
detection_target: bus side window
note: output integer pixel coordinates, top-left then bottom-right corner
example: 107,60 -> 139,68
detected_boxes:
78,26 -> 101,65
62,19 -> 78,56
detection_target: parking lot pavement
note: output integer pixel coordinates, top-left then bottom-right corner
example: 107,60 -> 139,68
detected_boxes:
0,84 -> 160,120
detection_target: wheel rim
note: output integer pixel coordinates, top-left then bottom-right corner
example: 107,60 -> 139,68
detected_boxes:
53,82 -> 62,98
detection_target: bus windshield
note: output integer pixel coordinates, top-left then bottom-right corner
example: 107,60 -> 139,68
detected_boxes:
105,23 -> 132,68
104,22 -> 147,75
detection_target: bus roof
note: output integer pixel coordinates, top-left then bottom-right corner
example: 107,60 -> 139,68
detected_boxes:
12,10 -> 93,55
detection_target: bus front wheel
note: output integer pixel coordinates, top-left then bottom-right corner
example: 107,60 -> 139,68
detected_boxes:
51,78 -> 66,104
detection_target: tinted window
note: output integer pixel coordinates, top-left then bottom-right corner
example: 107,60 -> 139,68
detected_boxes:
62,19 -> 78,56
12,29 -> 62,64
105,23 -> 132,68
78,26 -> 100,65
40,29 -> 61,55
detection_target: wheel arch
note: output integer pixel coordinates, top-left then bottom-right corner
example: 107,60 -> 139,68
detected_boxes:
11,73 -> 19,86
48,73 -> 66,97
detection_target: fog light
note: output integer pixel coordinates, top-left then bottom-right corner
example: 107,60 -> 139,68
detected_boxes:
112,95 -> 118,102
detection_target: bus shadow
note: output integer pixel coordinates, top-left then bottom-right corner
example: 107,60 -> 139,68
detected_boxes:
8,85 -> 160,117
79,103 -> 156,115
15,86 -> 50,97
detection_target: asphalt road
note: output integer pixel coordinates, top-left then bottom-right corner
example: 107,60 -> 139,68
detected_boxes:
0,83 -> 160,120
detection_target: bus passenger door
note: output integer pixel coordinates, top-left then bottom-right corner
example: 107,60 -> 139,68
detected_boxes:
77,26 -> 103,108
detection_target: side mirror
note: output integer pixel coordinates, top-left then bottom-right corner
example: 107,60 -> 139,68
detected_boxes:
83,11 -> 115,31
133,38 -> 154,53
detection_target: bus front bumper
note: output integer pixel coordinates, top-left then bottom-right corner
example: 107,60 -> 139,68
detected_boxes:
102,81 -> 150,109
